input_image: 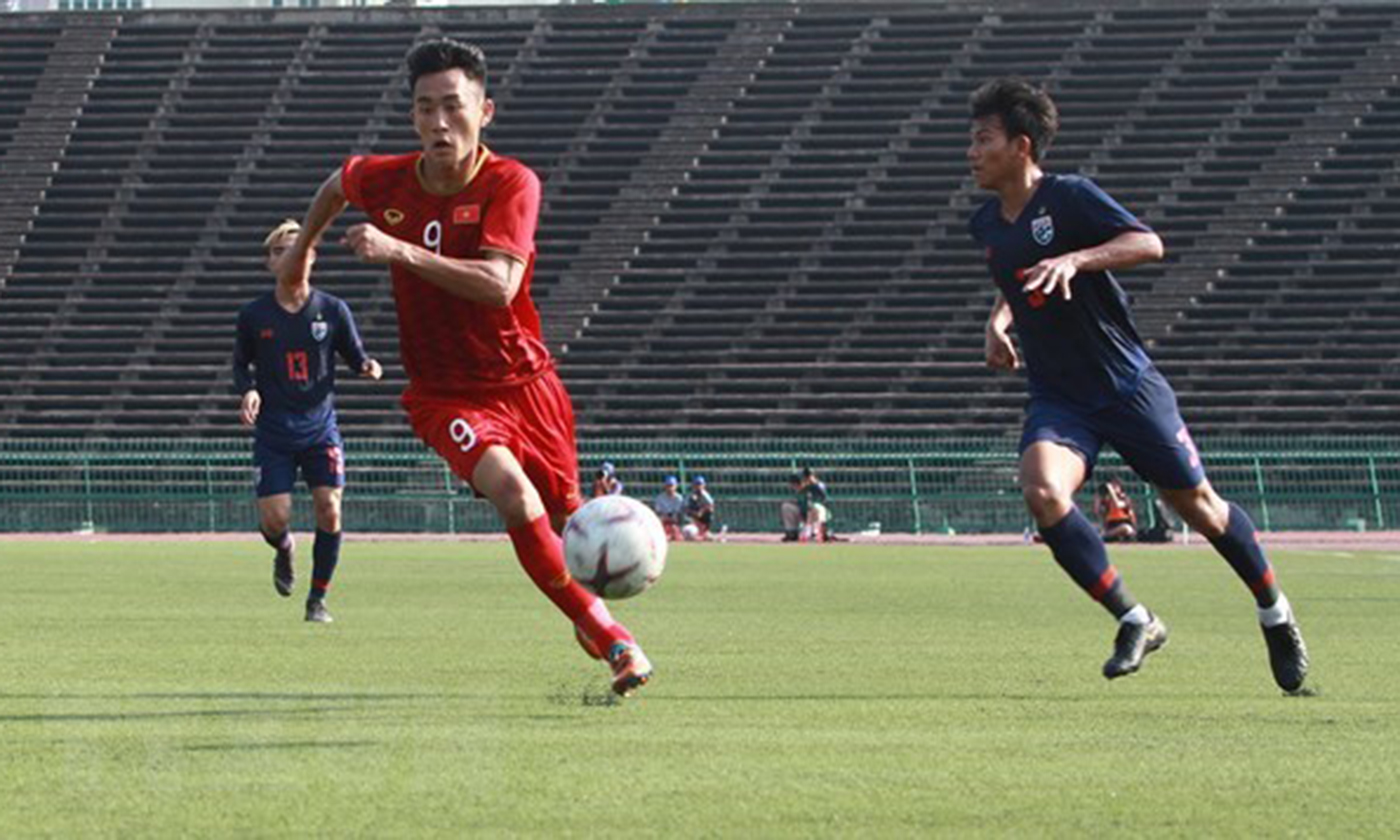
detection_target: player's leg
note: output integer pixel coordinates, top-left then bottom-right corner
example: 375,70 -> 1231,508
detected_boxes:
1110,374 -> 1276,601
405,384 -> 648,694
299,442 -> 346,623
1021,407 -> 1166,679
1158,481 -> 1275,602
257,493 -> 296,596
1023,443 -> 1145,620
304,486 -> 343,623
1157,480 -> 1308,692
1111,368 -> 1307,691
254,441 -> 298,597
473,447 -> 643,678
514,372 -> 652,695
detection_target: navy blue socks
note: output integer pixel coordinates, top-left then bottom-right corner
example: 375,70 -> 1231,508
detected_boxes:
1039,507 -> 1139,619
1205,503 -> 1280,608
310,529 -> 342,602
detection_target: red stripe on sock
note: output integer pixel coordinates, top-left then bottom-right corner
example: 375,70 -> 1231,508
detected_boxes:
1090,567 -> 1119,601
1249,567 -> 1276,595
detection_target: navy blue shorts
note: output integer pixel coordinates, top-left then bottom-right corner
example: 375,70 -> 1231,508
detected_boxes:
253,437 -> 346,498
1020,367 -> 1205,490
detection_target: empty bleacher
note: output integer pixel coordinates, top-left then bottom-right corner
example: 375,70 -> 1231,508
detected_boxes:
0,2 -> 1398,441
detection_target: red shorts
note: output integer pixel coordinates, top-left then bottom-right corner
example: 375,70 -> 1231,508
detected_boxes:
402,371 -> 583,520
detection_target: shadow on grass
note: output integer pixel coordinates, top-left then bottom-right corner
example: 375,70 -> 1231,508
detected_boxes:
0,706 -> 348,723
0,692 -> 428,702
644,693 -> 1106,703
547,681 -> 622,708
0,690 -> 602,723
0,691 -> 425,724
181,740 -> 378,752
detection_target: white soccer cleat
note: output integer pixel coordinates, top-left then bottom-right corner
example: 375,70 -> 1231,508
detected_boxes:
607,642 -> 653,697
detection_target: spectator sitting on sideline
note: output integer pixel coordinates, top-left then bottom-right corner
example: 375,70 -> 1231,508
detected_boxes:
653,475 -> 685,541
798,467 -> 834,542
1095,478 -> 1137,543
683,475 -> 715,541
592,461 -> 623,498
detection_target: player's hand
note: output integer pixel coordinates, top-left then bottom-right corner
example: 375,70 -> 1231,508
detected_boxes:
239,390 -> 261,427
360,358 -> 383,380
1019,254 -> 1080,301
343,223 -> 403,264
985,328 -> 1020,371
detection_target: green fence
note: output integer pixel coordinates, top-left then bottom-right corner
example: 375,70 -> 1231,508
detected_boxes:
1,437 -> 1398,534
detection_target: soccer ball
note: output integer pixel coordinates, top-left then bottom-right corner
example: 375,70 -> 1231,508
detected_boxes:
563,495 -> 668,599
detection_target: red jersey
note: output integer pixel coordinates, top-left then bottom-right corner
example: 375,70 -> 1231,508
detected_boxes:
341,148 -> 552,394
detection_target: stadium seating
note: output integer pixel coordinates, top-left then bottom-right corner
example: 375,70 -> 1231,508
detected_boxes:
1,3 -> 1398,440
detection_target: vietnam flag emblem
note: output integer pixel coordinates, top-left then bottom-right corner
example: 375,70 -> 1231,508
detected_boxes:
453,204 -> 481,225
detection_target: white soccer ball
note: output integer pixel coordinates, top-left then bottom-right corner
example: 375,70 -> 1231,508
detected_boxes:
563,495 -> 668,599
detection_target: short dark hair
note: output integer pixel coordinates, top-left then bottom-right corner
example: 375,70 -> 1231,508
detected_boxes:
406,37 -> 487,94
969,78 -> 1058,162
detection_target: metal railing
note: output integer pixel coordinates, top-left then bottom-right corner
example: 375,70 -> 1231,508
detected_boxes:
1,436 -> 1396,534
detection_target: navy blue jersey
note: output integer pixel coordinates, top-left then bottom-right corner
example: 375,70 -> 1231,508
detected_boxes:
970,174 -> 1154,410
233,289 -> 369,448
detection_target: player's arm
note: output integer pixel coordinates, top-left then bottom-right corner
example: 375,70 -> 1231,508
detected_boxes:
342,225 -> 525,307
278,169 -> 350,288
344,164 -> 539,307
232,310 -> 260,427
984,292 -> 1019,371
334,300 -> 382,380
1021,230 -> 1164,301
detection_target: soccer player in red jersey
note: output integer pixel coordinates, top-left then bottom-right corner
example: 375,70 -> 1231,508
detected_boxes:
275,38 -> 651,696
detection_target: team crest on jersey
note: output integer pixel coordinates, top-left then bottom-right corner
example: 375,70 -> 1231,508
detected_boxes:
311,318 -> 329,342
1031,212 -> 1055,246
453,204 -> 481,225
383,208 -> 405,226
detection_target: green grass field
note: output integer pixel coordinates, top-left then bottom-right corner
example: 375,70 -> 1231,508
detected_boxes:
0,539 -> 1396,837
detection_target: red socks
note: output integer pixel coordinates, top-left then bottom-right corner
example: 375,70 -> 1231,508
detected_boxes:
507,515 -> 632,651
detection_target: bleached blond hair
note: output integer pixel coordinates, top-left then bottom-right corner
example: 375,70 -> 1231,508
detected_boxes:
263,218 -> 302,251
